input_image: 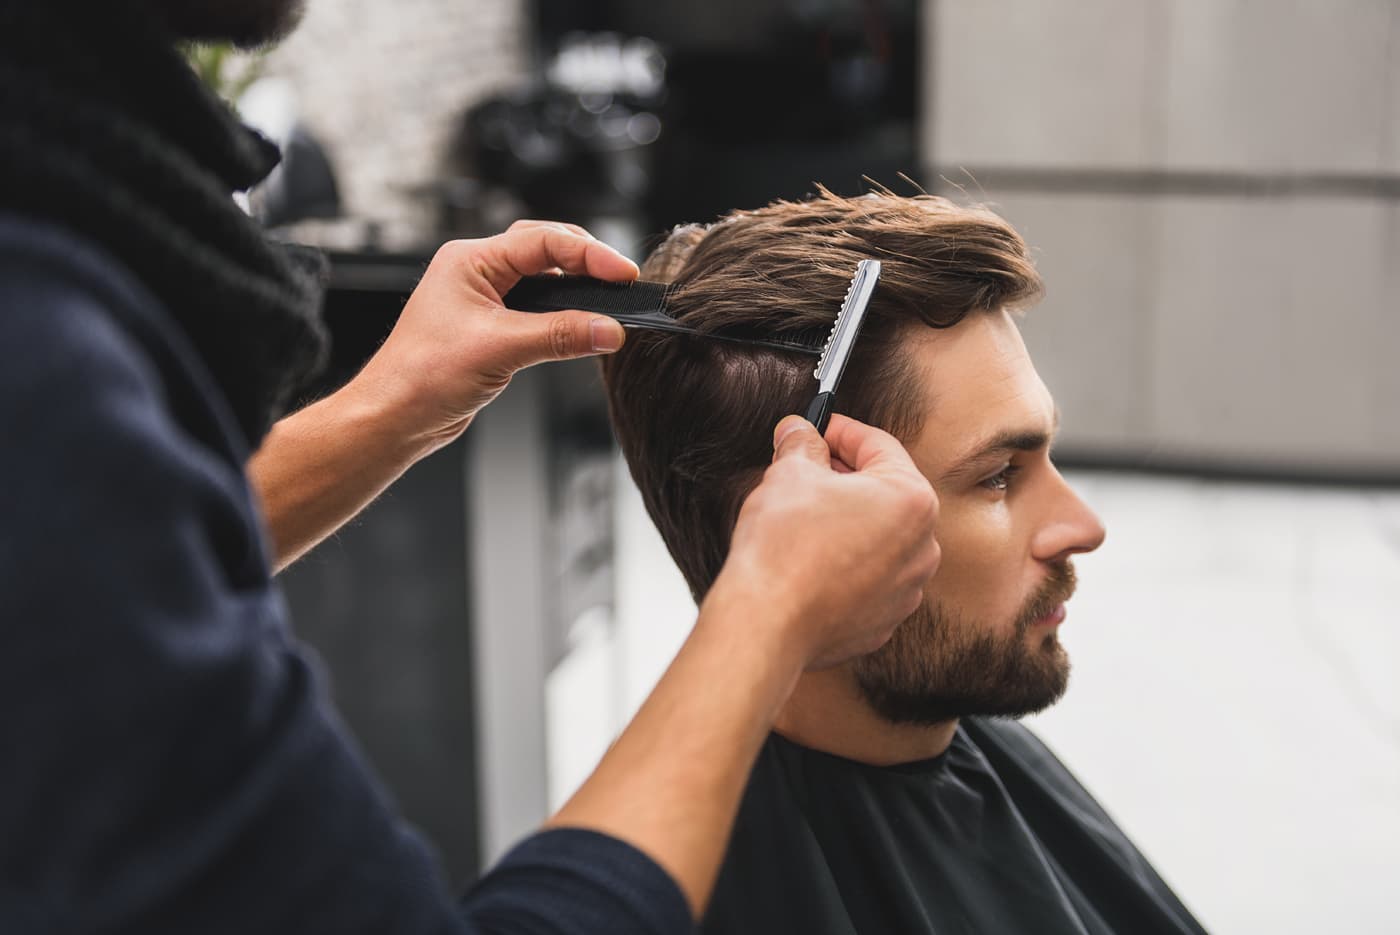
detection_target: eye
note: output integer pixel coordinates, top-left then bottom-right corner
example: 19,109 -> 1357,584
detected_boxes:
979,464 -> 1021,493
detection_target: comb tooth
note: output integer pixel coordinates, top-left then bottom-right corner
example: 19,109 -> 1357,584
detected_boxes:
814,320 -> 835,378
814,276 -> 858,378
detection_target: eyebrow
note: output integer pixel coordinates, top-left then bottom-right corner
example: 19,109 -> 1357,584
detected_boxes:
939,407 -> 1061,484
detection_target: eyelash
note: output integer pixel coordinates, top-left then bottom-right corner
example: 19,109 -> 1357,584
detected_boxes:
980,464 -> 1022,493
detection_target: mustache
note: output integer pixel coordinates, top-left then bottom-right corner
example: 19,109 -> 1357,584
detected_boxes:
1016,561 -> 1078,632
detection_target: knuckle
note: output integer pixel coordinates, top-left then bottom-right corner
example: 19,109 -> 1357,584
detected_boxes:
780,435 -> 823,464
905,483 -> 937,518
761,459 -> 795,489
548,315 -> 576,359
546,233 -> 591,270
433,238 -> 484,278
431,239 -> 463,267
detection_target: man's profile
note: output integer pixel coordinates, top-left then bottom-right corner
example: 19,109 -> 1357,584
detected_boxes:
602,190 -> 1207,934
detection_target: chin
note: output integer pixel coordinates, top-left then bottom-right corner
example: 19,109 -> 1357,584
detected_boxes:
1035,630 -> 1065,657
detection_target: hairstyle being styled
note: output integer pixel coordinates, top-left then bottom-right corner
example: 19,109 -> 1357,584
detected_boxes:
601,189 -> 1042,601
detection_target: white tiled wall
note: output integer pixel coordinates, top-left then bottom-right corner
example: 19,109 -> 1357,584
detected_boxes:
924,0 -> 1400,472
255,0 -> 529,248
1148,197 -> 1394,468
988,192 -> 1157,452
1160,0 -> 1395,175
928,1 -> 1158,171
1389,7 -> 1400,173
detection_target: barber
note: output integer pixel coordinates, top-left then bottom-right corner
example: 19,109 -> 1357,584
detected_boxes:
0,0 -> 939,933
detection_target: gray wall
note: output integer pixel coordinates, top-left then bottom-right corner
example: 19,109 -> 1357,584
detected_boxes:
924,0 -> 1400,476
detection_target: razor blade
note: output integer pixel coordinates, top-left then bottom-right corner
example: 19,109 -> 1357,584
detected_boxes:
803,259 -> 882,433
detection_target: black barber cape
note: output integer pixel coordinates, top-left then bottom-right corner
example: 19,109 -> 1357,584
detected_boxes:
703,719 -> 1207,934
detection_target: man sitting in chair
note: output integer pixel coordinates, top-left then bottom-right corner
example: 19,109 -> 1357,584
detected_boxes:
601,190 -> 1206,935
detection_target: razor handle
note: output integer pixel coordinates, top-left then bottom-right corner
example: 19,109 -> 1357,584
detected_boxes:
804,391 -> 834,434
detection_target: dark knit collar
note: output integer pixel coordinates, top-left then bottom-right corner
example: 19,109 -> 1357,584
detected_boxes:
0,0 -> 328,447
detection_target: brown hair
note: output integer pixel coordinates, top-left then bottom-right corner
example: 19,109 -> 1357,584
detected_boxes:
601,189 -> 1042,600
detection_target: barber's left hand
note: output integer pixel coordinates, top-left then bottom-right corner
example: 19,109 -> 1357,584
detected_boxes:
347,219 -> 636,456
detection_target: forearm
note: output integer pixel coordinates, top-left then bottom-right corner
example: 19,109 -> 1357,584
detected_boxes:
248,383 -> 427,572
546,579 -> 804,919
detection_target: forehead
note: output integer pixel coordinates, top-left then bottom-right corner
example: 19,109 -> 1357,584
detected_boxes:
901,310 -> 1055,468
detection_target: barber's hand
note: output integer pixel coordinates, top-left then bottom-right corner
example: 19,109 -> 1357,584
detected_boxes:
349,220 -> 636,456
707,414 -> 941,670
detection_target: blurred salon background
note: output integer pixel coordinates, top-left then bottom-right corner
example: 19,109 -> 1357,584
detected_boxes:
215,2 -> 1399,932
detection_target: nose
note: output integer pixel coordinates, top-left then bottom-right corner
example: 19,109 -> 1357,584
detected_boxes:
1030,468 -> 1107,564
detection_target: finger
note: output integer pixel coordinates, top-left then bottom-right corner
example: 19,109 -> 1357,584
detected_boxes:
475,227 -> 639,296
822,414 -> 917,476
508,218 -> 596,240
830,456 -> 855,474
772,415 -> 833,467
490,309 -> 627,371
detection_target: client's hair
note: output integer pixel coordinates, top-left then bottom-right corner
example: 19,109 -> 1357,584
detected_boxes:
601,189 -> 1042,601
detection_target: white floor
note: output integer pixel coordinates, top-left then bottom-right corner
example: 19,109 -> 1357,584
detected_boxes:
549,464 -> 1400,934
1020,472 -> 1400,935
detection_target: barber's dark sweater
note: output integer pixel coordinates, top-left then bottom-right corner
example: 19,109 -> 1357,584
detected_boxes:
0,215 -> 691,934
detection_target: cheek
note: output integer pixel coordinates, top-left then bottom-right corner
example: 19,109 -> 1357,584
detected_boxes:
924,500 -> 1026,626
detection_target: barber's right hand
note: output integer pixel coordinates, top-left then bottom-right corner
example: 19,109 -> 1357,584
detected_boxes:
706,413 -> 941,671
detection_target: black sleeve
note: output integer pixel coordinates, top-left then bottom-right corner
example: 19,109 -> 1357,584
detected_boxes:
963,718 -> 1208,935
468,830 -> 694,935
0,227 -> 690,935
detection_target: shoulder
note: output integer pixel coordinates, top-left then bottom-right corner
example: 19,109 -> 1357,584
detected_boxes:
0,213 -> 270,586
962,716 -> 1064,769
961,717 -> 1108,814
0,213 -> 167,349
469,828 -> 692,935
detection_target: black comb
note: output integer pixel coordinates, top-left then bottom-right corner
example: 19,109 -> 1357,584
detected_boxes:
503,275 -> 822,355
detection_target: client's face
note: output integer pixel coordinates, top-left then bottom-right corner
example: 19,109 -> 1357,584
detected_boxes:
852,311 -> 1106,725
145,0 -> 307,48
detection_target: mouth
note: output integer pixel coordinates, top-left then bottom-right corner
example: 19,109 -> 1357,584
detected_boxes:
1031,603 -> 1067,627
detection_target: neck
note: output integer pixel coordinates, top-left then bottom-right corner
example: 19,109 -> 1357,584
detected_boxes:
772,666 -> 958,766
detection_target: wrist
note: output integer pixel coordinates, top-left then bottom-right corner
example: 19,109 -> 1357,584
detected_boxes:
697,569 -> 810,690
335,368 -> 447,463
311,374 -> 429,468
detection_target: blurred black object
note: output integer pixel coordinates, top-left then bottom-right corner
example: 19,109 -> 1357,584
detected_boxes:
290,251 -> 424,403
276,253 -> 484,885
260,124 -> 341,227
277,433 -> 480,887
453,86 -> 659,225
444,32 -> 664,236
253,123 -> 341,228
528,0 -> 919,230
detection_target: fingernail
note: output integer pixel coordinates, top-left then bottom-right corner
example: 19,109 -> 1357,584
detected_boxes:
773,420 -> 804,450
591,319 -> 624,352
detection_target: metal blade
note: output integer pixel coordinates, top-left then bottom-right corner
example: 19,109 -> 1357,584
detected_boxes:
814,259 -> 882,391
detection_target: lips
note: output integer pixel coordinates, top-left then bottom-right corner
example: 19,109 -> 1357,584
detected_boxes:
1020,561 -> 1078,631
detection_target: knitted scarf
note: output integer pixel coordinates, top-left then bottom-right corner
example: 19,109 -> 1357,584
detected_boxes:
0,0 -> 329,446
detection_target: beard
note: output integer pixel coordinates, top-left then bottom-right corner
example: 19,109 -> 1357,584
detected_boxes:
853,561 -> 1078,726
146,0 -> 308,49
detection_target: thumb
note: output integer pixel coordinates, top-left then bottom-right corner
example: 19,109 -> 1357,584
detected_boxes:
496,310 -> 627,370
772,415 -> 833,467
822,413 -> 916,476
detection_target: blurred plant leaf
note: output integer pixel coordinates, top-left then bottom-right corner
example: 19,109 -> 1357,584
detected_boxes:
182,43 -> 266,107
